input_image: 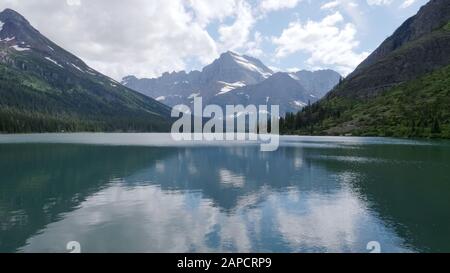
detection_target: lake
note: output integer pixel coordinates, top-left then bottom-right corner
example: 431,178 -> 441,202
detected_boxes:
0,133 -> 449,253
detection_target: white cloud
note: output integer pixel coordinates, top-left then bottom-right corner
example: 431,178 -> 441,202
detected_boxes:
321,1 -> 340,10
66,0 -> 81,6
366,0 -> 393,5
1,0 -> 267,79
272,12 -> 369,75
0,0 -> 233,80
286,67 -> 300,72
218,0 -> 256,51
320,1 -> 367,32
0,0 -> 423,80
320,0 -> 359,11
244,31 -> 264,57
259,0 -> 302,13
366,0 -> 417,8
187,0 -> 238,27
400,0 -> 416,8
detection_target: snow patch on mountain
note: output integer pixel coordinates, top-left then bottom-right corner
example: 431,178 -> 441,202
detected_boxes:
0,36 -> 15,42
217,81 -> 247,95
44,57 -> 64,68
0,21 -> 4,32
288,73 -> 300,81
71,63 -> 84,73
292,100 -> 308,108
230,53 -> 272,79
10,45 -> 30,51
155,96 -> 166,101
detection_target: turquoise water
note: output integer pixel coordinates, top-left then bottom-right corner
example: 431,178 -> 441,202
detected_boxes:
0,134 -> 449,253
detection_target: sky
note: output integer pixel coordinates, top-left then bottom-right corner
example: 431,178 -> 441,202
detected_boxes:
0,0 -> 429,80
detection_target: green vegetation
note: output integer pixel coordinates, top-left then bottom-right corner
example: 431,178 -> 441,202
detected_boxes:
444,21 -> 450,31
280,21 -> 450,139
281,64 -> 450,138
0,59 -> 171,133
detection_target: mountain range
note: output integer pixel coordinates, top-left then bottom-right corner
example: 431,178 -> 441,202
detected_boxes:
282,0 -> 450,138
122,51 -> 341,115
0,8 -> 341,133
1,0 -> 448,138
0,8 -> 172,133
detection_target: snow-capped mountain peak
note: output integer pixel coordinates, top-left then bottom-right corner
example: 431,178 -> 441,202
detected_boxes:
198,51 -> 273,87
122,51 -> 341,115
226,51 -> 273,79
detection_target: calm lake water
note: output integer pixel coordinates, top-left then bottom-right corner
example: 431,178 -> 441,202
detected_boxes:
0,134 -> 449,253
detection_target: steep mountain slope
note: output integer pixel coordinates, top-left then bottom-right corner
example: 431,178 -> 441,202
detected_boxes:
292,70 -> 342,98
0,9 -> 172,133
210,72 -> 312,115
122,51 -> 340,114
283,0 -> 450,138
334,0 -> 450,99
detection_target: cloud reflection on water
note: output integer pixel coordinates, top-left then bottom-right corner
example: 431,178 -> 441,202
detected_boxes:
19,146 -> 410,253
